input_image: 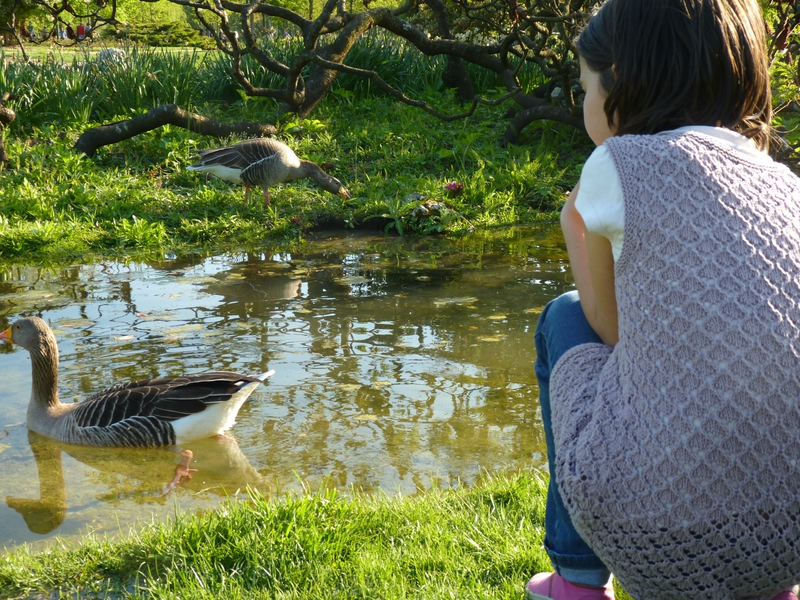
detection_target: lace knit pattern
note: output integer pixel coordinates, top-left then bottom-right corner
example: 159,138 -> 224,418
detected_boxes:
550,132 -> 800,600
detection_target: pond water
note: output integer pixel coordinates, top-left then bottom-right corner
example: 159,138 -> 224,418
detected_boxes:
0,225 -> 573,551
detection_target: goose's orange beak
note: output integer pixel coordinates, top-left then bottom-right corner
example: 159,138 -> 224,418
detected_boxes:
0,326 -> 12,344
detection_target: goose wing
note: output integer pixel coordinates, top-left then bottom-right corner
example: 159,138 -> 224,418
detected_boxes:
240,151 -> 292,187
66,372 -> 266,447
193,139 -> 287,170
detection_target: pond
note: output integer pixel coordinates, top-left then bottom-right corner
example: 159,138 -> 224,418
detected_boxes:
0,225 -> 573,551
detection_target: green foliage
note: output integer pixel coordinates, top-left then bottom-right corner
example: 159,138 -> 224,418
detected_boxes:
0,472 -> 549,599
1,47 -> 212,127
0,0 -> 39,31
0,470 -> 636,599
111,215 -> 167,248
769,20 -> 800,166
106,0 -> 191,30
327,29 -> 546,98
104,22 -> 217,50
0,44 -> 585,259
1,31 -> 546,125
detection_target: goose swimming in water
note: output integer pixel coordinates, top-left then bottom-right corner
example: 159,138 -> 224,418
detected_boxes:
0,316 -> 274,493
186,138 -> 350,205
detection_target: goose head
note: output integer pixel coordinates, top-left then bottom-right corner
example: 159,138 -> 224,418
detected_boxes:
0,317 -> 57,358
317,173 -> 351,199
1,317 -> 60,407
301,162 -> 351,198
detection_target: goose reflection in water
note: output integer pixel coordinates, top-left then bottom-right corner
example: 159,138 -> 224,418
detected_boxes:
6,431 -> 66,535
7,431 -> 269,536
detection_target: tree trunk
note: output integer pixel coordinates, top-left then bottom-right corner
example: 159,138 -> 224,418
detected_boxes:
0,93 -> 17,167
442,58 -> 475,102
425,0 -> 475,102
297,10 -> 384,118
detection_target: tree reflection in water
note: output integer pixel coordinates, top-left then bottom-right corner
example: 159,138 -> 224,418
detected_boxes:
0,226 -> 571,549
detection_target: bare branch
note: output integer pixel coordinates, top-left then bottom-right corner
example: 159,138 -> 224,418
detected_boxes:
0,24 -> 28,62
74,104 -> 276,157
310,53 -> 519,121
502,104 -> 584,146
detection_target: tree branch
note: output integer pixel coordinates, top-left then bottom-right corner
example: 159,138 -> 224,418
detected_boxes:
502,104 -> 584,146
73,104 -> 276,157
311,54 -> 519,120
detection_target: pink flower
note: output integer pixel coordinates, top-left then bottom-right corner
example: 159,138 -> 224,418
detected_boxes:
444,181 -> 464,195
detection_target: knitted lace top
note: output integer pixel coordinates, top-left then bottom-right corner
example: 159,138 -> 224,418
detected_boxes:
550,131 -> 800,600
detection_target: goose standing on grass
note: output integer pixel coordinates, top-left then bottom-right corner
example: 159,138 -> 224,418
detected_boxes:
186,138 -> 350,205
0,316 -> 274,494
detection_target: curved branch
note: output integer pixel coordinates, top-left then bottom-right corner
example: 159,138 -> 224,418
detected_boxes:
502,104 -> 584,146
378,13 -> 507,68
240,4 -> 291,77
311,54 -> 519,120
305,0 -> 343,45
297,9 -> 386,115
73,104 -> 276,157
0,23 -> 28,62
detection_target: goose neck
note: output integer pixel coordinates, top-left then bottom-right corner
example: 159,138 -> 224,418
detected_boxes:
30,342 -> 60,408
298,160 -> 323,180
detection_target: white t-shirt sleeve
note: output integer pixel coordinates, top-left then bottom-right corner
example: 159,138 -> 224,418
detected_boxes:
574,145 -> 625,262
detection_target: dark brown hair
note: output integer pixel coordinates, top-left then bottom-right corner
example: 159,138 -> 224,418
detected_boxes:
577,0 -> 772,150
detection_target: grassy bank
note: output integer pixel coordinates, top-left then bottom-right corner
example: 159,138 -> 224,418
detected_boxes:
0,42 -> 589,260
0,471 -> 632,600
0,98 -> 583,259
2,36 -> 799,261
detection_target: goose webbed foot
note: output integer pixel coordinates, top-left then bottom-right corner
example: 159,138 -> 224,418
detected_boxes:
263,188 -> 271,206
162,449 -> 197,495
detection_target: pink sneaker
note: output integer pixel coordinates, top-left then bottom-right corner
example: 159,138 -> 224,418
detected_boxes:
526,572 -> 614,600
770,592 -> 799,600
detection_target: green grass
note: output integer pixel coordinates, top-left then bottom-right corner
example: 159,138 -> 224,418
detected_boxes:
0,97 -> 587,261
0,43 -> 589,260
0,471 -> 633,600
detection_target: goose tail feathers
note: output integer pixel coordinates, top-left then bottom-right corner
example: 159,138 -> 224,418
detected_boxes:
172,370 -> 274,442
252,370 -> 275,382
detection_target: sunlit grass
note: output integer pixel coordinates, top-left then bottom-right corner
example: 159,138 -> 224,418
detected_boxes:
0,88 -> 588,259
0,472 -> 544,598
0,41 -> 590,259
0,471 -> 634,599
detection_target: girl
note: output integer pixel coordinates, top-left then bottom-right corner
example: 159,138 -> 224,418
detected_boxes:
526,1 -> 800,599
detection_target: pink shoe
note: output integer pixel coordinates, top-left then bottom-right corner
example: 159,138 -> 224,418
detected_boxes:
526,572 -> 614,600
770,592 -> 799,600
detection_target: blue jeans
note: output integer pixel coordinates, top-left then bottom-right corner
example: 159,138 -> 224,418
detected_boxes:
534,291 -> 612,587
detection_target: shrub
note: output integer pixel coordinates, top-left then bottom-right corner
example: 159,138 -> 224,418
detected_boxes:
104,22 -> 216,50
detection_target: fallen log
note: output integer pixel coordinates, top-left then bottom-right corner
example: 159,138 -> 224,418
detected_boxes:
74,104 -> 277,157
